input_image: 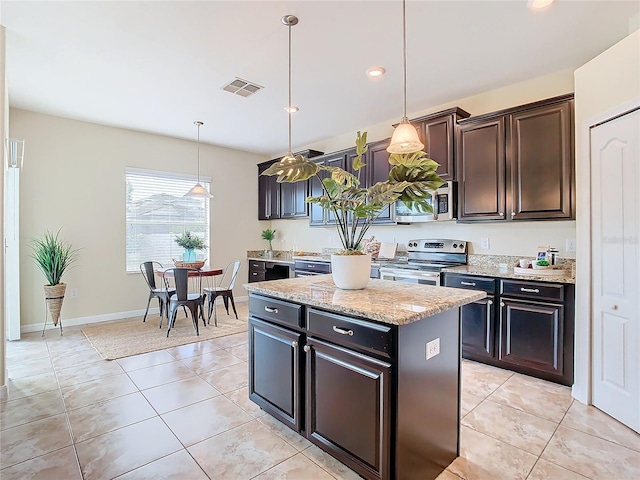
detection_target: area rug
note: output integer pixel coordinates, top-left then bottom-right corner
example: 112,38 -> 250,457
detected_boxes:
82,311 -> 248,360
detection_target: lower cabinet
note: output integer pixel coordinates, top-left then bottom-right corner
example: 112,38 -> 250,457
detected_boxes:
443,273 -> 574,386
306,337 -> 391,480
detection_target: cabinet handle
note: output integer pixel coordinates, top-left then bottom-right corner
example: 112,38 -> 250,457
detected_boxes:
252,272 -> 258,276
291,341 -> 298,348
499,212 -> 504,217
500,302 -> 505,307
461,281 -> 476,286
303,345 -> 311,353
333,326 -> 354,336
511,211 -> 515,218
487,300 -> 493,306
264,306 -> 278,313
520,288 -> 540,294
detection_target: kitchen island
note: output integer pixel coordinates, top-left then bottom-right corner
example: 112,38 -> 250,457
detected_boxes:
243,275 -> 485,480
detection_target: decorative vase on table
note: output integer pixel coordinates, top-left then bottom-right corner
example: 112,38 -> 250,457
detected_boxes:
183,248 -> 196,262
331,253 -> 371,290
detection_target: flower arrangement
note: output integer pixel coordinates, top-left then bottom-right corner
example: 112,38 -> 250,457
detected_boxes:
174,231 -> 207,250
262,131 -> 444,254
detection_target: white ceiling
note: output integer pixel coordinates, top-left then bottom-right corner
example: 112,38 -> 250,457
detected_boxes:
2,1 -> 638,156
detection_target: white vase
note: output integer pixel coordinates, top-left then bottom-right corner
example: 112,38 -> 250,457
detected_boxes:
331,253 -> 371,290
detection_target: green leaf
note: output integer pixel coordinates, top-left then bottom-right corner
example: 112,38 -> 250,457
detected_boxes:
261,155 -> 319,182
352,131 -> 368,171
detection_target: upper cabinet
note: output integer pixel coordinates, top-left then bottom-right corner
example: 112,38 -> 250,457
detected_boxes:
457,94 -> 574,222
409,107 -> 471,181
309,149 -> 350,226
258,149 -> 323,221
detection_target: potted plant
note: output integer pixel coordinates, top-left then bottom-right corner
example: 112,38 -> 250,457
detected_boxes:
261,229 -> 276,258
174,230 -> 207,262
30,230 -> 79,327
262,131 -> 444,289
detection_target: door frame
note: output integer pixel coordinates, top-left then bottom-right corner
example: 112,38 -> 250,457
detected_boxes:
574,97 -> 640,404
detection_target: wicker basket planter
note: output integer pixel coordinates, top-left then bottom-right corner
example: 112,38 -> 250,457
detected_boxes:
173,260 -> 205,269
43,283 -> 67,326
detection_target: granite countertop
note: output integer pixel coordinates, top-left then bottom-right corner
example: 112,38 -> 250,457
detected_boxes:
243,275 -> 485,326
442,265 -> 575,284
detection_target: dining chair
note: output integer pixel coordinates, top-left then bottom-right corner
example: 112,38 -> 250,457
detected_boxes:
163,268 -> 206,337
140,261 -> 176,327
203,260 -> 241,327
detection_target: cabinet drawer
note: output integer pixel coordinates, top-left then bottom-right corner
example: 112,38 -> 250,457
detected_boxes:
500,280 -> 564,302
249,294 -> 302,328
307,308 -> 392,358
249,271 -> 266,282
294,260 -> 331,274
444,274 -> 496,294
249,261 -> 266,272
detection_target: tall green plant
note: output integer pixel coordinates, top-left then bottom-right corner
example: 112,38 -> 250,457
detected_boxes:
261,229 -> 276,250
30,230 -> 79,286
262,131 -> 444,253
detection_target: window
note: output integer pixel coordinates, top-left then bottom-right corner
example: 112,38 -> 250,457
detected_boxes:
125,168 -> 211,273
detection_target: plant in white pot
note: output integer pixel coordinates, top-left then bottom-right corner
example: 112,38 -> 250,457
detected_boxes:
30,230 -> 79,329
262,132 -> 444,289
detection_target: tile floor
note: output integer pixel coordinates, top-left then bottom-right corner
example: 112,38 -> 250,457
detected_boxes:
2,302 -> 639,479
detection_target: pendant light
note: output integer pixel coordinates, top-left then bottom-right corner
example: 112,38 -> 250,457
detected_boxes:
387,0 -> 424,154
281,14 -> 299,163
185,120 -> 213,198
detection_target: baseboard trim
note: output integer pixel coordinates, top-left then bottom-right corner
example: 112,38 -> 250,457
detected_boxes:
20,296 -> 249,334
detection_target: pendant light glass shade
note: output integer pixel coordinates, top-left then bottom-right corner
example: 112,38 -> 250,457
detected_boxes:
388,117 -> 424,154
387,0 -> 423,154
185,121 -> 213,199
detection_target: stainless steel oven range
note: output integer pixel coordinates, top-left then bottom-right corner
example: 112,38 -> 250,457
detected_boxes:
379,239 -> 467,286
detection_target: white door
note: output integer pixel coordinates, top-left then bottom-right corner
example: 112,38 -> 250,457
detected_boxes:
591,107 -> 640,432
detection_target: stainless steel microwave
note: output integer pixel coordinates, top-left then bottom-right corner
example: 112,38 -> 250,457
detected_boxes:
395,180 -> 456,223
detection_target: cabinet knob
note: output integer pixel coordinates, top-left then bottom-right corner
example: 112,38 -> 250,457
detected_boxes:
511,211 -> 515,217
612,304 -> 619,310
499,212 -> 504,217
487,300 -> 493,306
291,341 -> 298,348
303,345 -> 311,353
500,302 -> 505,307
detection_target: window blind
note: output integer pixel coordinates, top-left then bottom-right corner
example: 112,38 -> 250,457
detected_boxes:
125,168 -> 211,273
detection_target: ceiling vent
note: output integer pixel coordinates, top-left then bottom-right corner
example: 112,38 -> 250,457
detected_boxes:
222,78 -> 263,97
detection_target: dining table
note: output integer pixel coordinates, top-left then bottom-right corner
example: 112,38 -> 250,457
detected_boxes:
155,266 -> 223,278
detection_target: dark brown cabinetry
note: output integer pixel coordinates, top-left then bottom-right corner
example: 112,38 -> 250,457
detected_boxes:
457,94 -> 574,222
409,107 -> 470,180
309,150 -> 350,226
442,273 -> 574,385
248,293 -> 461,480
248,260 -> 291,283
258,149 -> 323,221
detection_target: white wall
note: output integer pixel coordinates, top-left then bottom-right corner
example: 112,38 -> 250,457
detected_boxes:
10,109 -> 267,329
271,69 -> 577,259
573,30 -> 640,403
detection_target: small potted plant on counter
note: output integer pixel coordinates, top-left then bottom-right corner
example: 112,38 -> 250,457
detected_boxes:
261,229 -> 276,259
262,132 -> 444,289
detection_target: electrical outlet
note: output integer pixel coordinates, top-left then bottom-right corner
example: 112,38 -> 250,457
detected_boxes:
70,288 -> 78,298
565,239 -> 576,252
426,338 -> 440,360
480,237 -> 490,250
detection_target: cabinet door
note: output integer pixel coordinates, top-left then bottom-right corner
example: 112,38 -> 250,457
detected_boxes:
309,152 -> 346,226
249,317 -> 302,431
461,297 -> 495,359
423,115 -> 456,181
508,100 -> 573,220
280,181 -> 308,218
457,118 -> 506,221
305,337 -> 391,480
258,162 -> 280,220
367,140 -> 395,224
499,298 -> 564,377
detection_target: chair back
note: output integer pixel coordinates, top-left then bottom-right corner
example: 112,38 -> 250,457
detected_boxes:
218,261 -> 242,290
140,261 -> 163,290
163,268 -> 201,301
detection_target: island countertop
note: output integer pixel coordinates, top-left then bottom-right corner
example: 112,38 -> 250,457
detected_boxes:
243,275 -> 485,326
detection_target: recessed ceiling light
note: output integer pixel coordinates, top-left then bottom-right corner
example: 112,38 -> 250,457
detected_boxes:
366,67 -> 386,78
284,105 -> 299,113
527,0 -> 555,11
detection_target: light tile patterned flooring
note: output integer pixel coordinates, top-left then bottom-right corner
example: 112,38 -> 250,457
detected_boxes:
2,302 -> 639,479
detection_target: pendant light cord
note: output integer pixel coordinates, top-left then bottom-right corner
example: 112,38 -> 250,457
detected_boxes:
402,0 -> 407,120
288,20 -> 292,155
194,120 -> 203,183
